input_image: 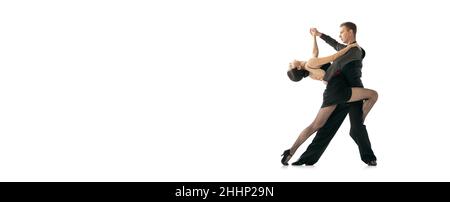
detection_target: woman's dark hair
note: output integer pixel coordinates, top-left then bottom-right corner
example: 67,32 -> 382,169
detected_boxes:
287,68 -> 309,82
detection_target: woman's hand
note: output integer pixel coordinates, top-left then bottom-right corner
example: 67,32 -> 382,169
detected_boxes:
310,28 -> 322,37
348,43 -> 359,48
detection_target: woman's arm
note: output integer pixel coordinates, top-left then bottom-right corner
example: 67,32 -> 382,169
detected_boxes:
306,43 -> 359,68
312,36 -> 319,58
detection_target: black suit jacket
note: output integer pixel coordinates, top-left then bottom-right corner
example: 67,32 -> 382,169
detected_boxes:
319,34 -> 365,88
320,34 -> 364,83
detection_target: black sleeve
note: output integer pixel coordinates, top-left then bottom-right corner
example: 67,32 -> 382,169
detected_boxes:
323,47 -> 362,81
320,63 -> 332,71
341,60 -> 364,88
320,33 -> 347,51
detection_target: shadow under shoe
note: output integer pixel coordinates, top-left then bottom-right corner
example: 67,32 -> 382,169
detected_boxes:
291,159 -> 314,166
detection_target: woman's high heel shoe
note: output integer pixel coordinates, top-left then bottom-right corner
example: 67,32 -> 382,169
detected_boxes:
281,149 -> 293,166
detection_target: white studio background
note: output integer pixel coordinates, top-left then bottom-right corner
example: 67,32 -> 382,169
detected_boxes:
0,0 -> 448,181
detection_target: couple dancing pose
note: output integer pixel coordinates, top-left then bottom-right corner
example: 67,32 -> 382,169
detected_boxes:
282,22 -> 378,166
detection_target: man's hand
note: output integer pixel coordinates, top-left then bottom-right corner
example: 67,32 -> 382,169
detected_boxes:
310,28 -> 322,37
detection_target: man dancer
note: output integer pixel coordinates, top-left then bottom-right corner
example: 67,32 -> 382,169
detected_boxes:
291,22 -> 377,166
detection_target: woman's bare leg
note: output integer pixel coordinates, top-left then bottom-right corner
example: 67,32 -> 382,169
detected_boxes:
285,105 -> 337,162
347,88 -> 378,122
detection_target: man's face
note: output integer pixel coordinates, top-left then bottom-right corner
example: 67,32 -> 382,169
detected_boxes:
339,26 -> 353,44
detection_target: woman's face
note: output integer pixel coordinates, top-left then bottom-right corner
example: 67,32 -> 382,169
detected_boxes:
299,61 -> 307,69
290,60 -> 306,70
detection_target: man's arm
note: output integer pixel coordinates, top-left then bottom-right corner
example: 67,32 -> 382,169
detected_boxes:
310,28 -> 346,51
320,33 -> 347,51
323,47 -> 362,81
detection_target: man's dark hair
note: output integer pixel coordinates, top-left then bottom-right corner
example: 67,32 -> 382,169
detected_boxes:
340,22 -> 357,35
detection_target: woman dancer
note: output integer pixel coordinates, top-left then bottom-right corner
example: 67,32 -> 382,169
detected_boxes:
281,30 -> 378,165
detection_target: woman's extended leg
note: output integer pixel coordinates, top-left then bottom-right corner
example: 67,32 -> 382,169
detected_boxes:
347,88 -> 378,122
282,105 -> 337,164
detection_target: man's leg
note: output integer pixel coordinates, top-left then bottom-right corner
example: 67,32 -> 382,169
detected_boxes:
348,101 -> 377,164
292,103 -> 349,165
